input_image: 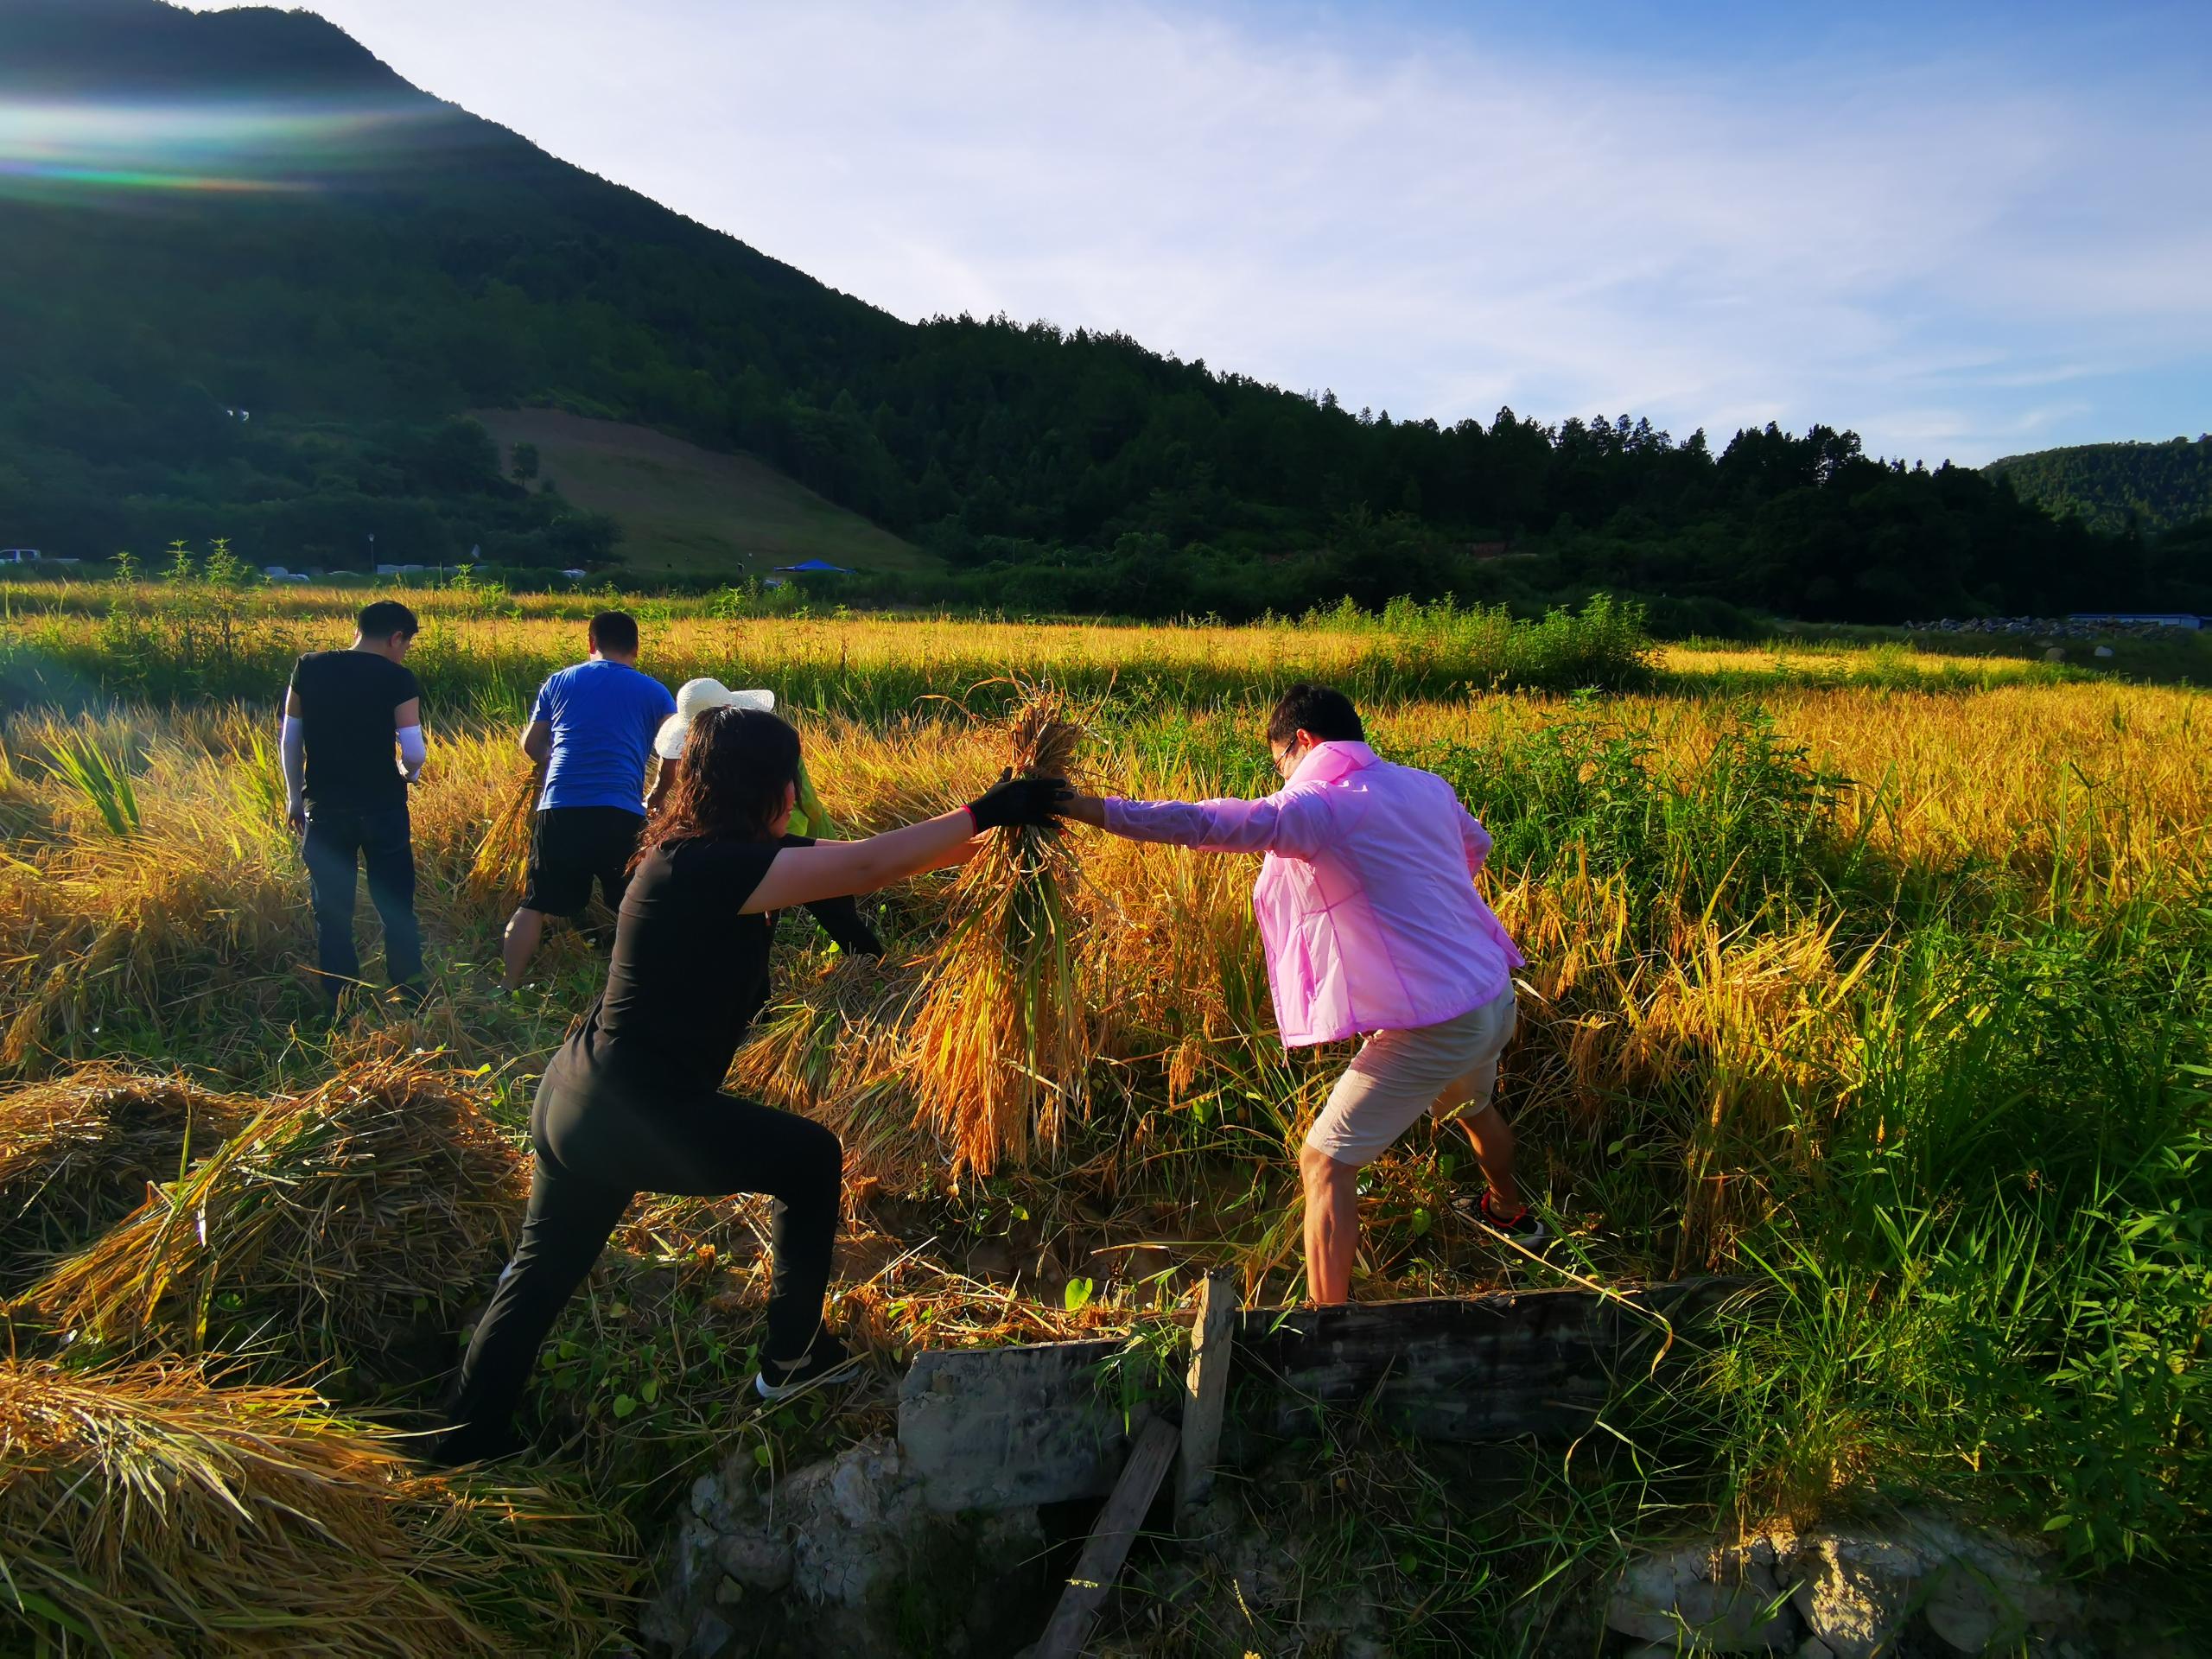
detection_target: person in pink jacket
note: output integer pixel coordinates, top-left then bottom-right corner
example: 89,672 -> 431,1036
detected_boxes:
1059,683 -> 1539,1304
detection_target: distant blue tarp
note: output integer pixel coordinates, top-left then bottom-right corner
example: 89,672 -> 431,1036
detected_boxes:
774,559 -> 851,573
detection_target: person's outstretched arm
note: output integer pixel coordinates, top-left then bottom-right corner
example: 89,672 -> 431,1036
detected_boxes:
741,776 -> 1065,915
1058,789 -> 1326,857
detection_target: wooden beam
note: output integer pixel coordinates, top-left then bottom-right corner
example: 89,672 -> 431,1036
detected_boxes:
1035,1415 -> 1179,1659
1176,1269 -> 1237,1517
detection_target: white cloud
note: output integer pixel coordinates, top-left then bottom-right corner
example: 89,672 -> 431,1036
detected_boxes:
181,0 -> 2210,464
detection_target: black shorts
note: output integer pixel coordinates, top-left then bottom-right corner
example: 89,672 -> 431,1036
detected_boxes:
521,807 -> 645,918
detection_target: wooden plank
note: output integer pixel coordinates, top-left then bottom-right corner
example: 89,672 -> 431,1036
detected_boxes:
1176,1269 -> 1237,1516
1035,1415 -> 1179,1659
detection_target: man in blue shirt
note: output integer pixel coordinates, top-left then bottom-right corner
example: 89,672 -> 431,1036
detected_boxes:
499,611 -> 678,991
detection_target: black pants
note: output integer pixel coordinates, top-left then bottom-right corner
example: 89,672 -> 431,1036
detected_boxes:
520,805 -> 645,918
440,1066 -> 842,1457
302,804 -> 422,1001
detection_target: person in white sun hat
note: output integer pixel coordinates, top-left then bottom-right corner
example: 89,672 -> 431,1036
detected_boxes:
647,677 -> 879,956
648,679 -> 831,836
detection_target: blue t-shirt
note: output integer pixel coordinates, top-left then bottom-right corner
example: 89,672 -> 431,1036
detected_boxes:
531,660 -> 678,815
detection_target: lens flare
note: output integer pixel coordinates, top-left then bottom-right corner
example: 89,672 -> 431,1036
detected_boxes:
0,97 -> 445,199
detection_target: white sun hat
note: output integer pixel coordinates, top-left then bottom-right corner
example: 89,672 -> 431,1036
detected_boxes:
653,677 -> 777,760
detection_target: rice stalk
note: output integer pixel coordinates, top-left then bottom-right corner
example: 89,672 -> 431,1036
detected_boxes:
0,1065 -> 253,1278
0,1355 -> 633,1656
465,761 -> 542,906
29,1057 -> 526,1382
903,686 -> 1092,1179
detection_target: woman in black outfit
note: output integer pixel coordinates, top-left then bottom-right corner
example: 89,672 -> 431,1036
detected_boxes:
435,706 -> 1065,1463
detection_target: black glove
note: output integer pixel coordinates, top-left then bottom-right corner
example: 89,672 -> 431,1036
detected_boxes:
965,773 -> 1071,831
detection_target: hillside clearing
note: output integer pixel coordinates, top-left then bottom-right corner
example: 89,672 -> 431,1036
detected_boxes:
470,409 -> 937,581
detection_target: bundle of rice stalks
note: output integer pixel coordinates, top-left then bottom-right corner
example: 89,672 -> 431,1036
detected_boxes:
902,686 -> 1094,1179
31,1057 -> 527,1382
465,760 -> 543,906
733,954 -> 931,1191
0,1356 -> 634,1656
0,1065 -> 252,1280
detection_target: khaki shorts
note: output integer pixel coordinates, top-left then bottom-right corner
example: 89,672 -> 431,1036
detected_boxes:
1303,989 -> 1516,1167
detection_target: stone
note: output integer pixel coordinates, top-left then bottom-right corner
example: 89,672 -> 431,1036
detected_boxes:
898,1339 -> 1132,1510
1912,1528 -> 2076,1654
784,1438 -> 927,1605
1608,1539 -> 1800,1652
1789,1528 -> 1934,1659
647,1433 -> 1058,1656
684,1608 -> 734,1659
715,1529 -> 794,1594
1796,1640 -> 1836,1659
689,1465 -> 757,1535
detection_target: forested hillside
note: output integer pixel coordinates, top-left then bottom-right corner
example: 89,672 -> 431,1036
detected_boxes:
1,0 -> 2205,621
1986,437 -> 2212,537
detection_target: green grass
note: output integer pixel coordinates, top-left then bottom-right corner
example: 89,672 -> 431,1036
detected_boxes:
470,408 -> 940,580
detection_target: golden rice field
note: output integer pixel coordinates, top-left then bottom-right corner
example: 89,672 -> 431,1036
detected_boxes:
0,597 -> 2204,1654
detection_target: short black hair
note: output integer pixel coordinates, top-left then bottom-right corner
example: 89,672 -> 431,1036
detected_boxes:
588,610 -> 640,655
1266,683 -> 1364,747
356,600 -> 419,642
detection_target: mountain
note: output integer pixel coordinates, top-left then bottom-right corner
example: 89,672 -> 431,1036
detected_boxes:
1986,438 -> 2212,537
0,0 -> 2199,621
0,0 -> 407,94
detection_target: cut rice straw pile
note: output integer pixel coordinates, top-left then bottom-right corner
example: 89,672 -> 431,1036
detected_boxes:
902,684 -> 1094,1179
30,1056 -> 526,1377
0,1355 -> 633,1656
0,1064 -> 252,1274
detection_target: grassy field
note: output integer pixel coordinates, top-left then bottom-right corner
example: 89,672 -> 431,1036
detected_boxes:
0,595 -> 2204,1654
470,408 -> 938,579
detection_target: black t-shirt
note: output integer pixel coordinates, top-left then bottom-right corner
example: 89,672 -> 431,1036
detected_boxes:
289,650 -> 421,811
569,836 -> 784,1096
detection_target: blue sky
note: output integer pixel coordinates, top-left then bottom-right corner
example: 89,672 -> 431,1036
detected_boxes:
184,0 -> 2212,465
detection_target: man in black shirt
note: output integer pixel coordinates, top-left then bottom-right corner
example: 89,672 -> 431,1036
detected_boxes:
280,601 -> 427,1007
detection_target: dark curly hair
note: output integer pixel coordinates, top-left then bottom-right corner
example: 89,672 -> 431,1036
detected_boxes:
632,705 -> 801,868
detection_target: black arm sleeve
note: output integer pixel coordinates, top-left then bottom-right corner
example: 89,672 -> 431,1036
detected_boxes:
804,894 -> 884,957
776,836 -> 885,956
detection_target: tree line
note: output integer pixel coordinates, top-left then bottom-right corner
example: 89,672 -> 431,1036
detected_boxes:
1,0 -> 2206,624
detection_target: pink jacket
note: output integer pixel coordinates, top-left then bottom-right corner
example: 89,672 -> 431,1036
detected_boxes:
1104,741 -> 1523,1047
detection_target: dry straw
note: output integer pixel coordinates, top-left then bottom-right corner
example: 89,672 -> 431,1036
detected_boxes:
903,684 -> 1093,1179
0,1356 -> 632,1656
0,1064 -> 251,1275
466,761 -> 543,906
31,1056 -> 526,1377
